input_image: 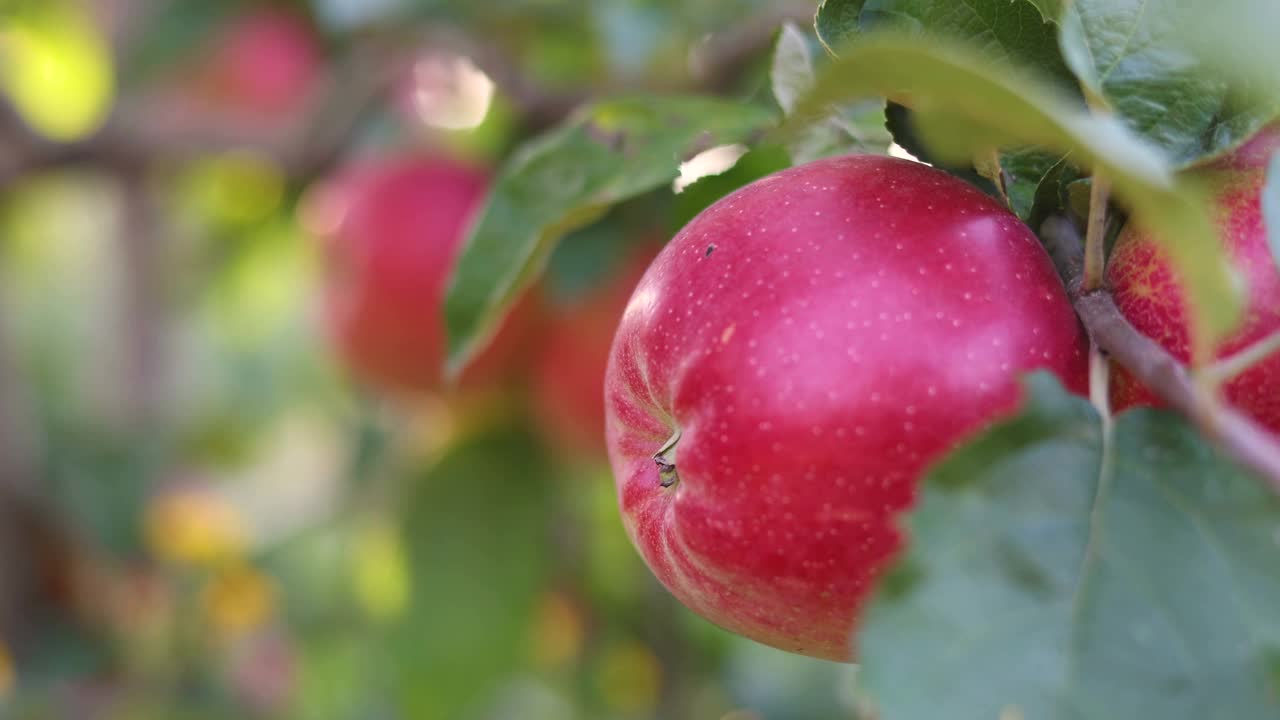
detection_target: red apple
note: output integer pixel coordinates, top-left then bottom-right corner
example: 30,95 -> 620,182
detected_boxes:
1107,123 -> 1280,430
534,251 -> 656,454
605,155 -> 1089,660
200,8 -> 323,117
312,155 -> 533,395
141,8 -> 323,135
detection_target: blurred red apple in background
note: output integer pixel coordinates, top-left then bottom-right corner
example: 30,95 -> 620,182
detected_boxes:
1108,123 -> 1280,431
605,155 -> 1089,660
534,250 -> 657,455
198,8 -> 323,118
310,155 -> 535,396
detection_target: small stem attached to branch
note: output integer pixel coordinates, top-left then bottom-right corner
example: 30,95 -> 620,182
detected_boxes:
1082,171 -> 1110,293
1200,328 -> 1280,387
1042,216 -> 1280,494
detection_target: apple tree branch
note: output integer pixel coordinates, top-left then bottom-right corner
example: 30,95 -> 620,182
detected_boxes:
1041,216 -> 1280,493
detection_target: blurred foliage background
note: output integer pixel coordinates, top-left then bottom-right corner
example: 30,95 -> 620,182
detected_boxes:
0,0 -> 873,718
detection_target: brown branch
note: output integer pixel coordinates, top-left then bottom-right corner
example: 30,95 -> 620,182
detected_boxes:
0,39 -> 403,190
116,167 -> 166,428
1042,217 -> 1280,492
1,6 -> 812,188
0,240 -> 80,651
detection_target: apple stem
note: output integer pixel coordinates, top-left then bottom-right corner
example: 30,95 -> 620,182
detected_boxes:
1200,329 -> 1280,387
1081,170 -> 1110,293
1042,216 -> 1280,494
653,428 -> 683,488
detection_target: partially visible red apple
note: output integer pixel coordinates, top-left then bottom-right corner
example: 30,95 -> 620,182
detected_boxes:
198,8 -> 323,118
605,155 -> 1089,661
311,155 -> 533,395
1107,123 -> 1280,431
534,250 -> 656,455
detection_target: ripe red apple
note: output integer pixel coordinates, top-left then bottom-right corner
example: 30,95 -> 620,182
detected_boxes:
312,155 -> 533,395
605,155 -> 1089,661
534,251 -> 656,455
1107,123 -> 1280,430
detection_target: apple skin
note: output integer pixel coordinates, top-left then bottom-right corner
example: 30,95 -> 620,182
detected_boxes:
534,252 -> 656,454
1107,123 -> 1280,430
315,156 -> 532,395
604,155 -> 1089,661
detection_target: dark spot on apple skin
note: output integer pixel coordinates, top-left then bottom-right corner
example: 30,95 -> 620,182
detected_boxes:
705,244 -> 716,257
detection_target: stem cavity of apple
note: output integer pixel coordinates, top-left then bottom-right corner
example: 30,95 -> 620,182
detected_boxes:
653,428 -> 683,488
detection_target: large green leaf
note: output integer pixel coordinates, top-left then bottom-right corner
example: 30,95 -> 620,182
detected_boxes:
1176,0 -> 1280,107
785,33 -> 1240,350
443,96 -> 776,377
387,427 -> 555,720
814,0 -> 866,55
816,0 -> 1074,87
813,0 -> 1075,221
1059,0 -> 1276,167
1025,0 -> 1062,22
858,374 -> 1280,719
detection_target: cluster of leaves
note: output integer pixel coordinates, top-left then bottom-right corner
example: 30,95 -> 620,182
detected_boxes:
440,0 -> 1280,717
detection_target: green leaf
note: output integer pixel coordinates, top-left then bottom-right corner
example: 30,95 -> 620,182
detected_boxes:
673,145 -> 792,229
883,102 -> 1001,199
1265,153 -> 1280,271
772,22 -> 889,163
1000,148 -> 1066,220
816,0 -> 1075,89
443,96 -> 776,378
387,426 -> 555,720
1059,0 -> 1276,167
815,0 -> 866,55
1024,0 -> 1062,22
772,22 -> 816,115
1176,0 -> 1280,108
810,0 -> 1076,217
1025,156 -> 1082,233
784,33 -> 1240,349
859,375 -> 1280,720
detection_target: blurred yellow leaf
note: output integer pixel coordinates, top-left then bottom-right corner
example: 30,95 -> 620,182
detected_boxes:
1,2 -> 114,141
596,641 -> 662,714
206,218 -> 316,348
529,591 -> 584,669
146,486 -> 247,566
180,151 -> 285,226
352,521 -> 410,621
203,564 -> 278,638
0,640 -> 13,700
